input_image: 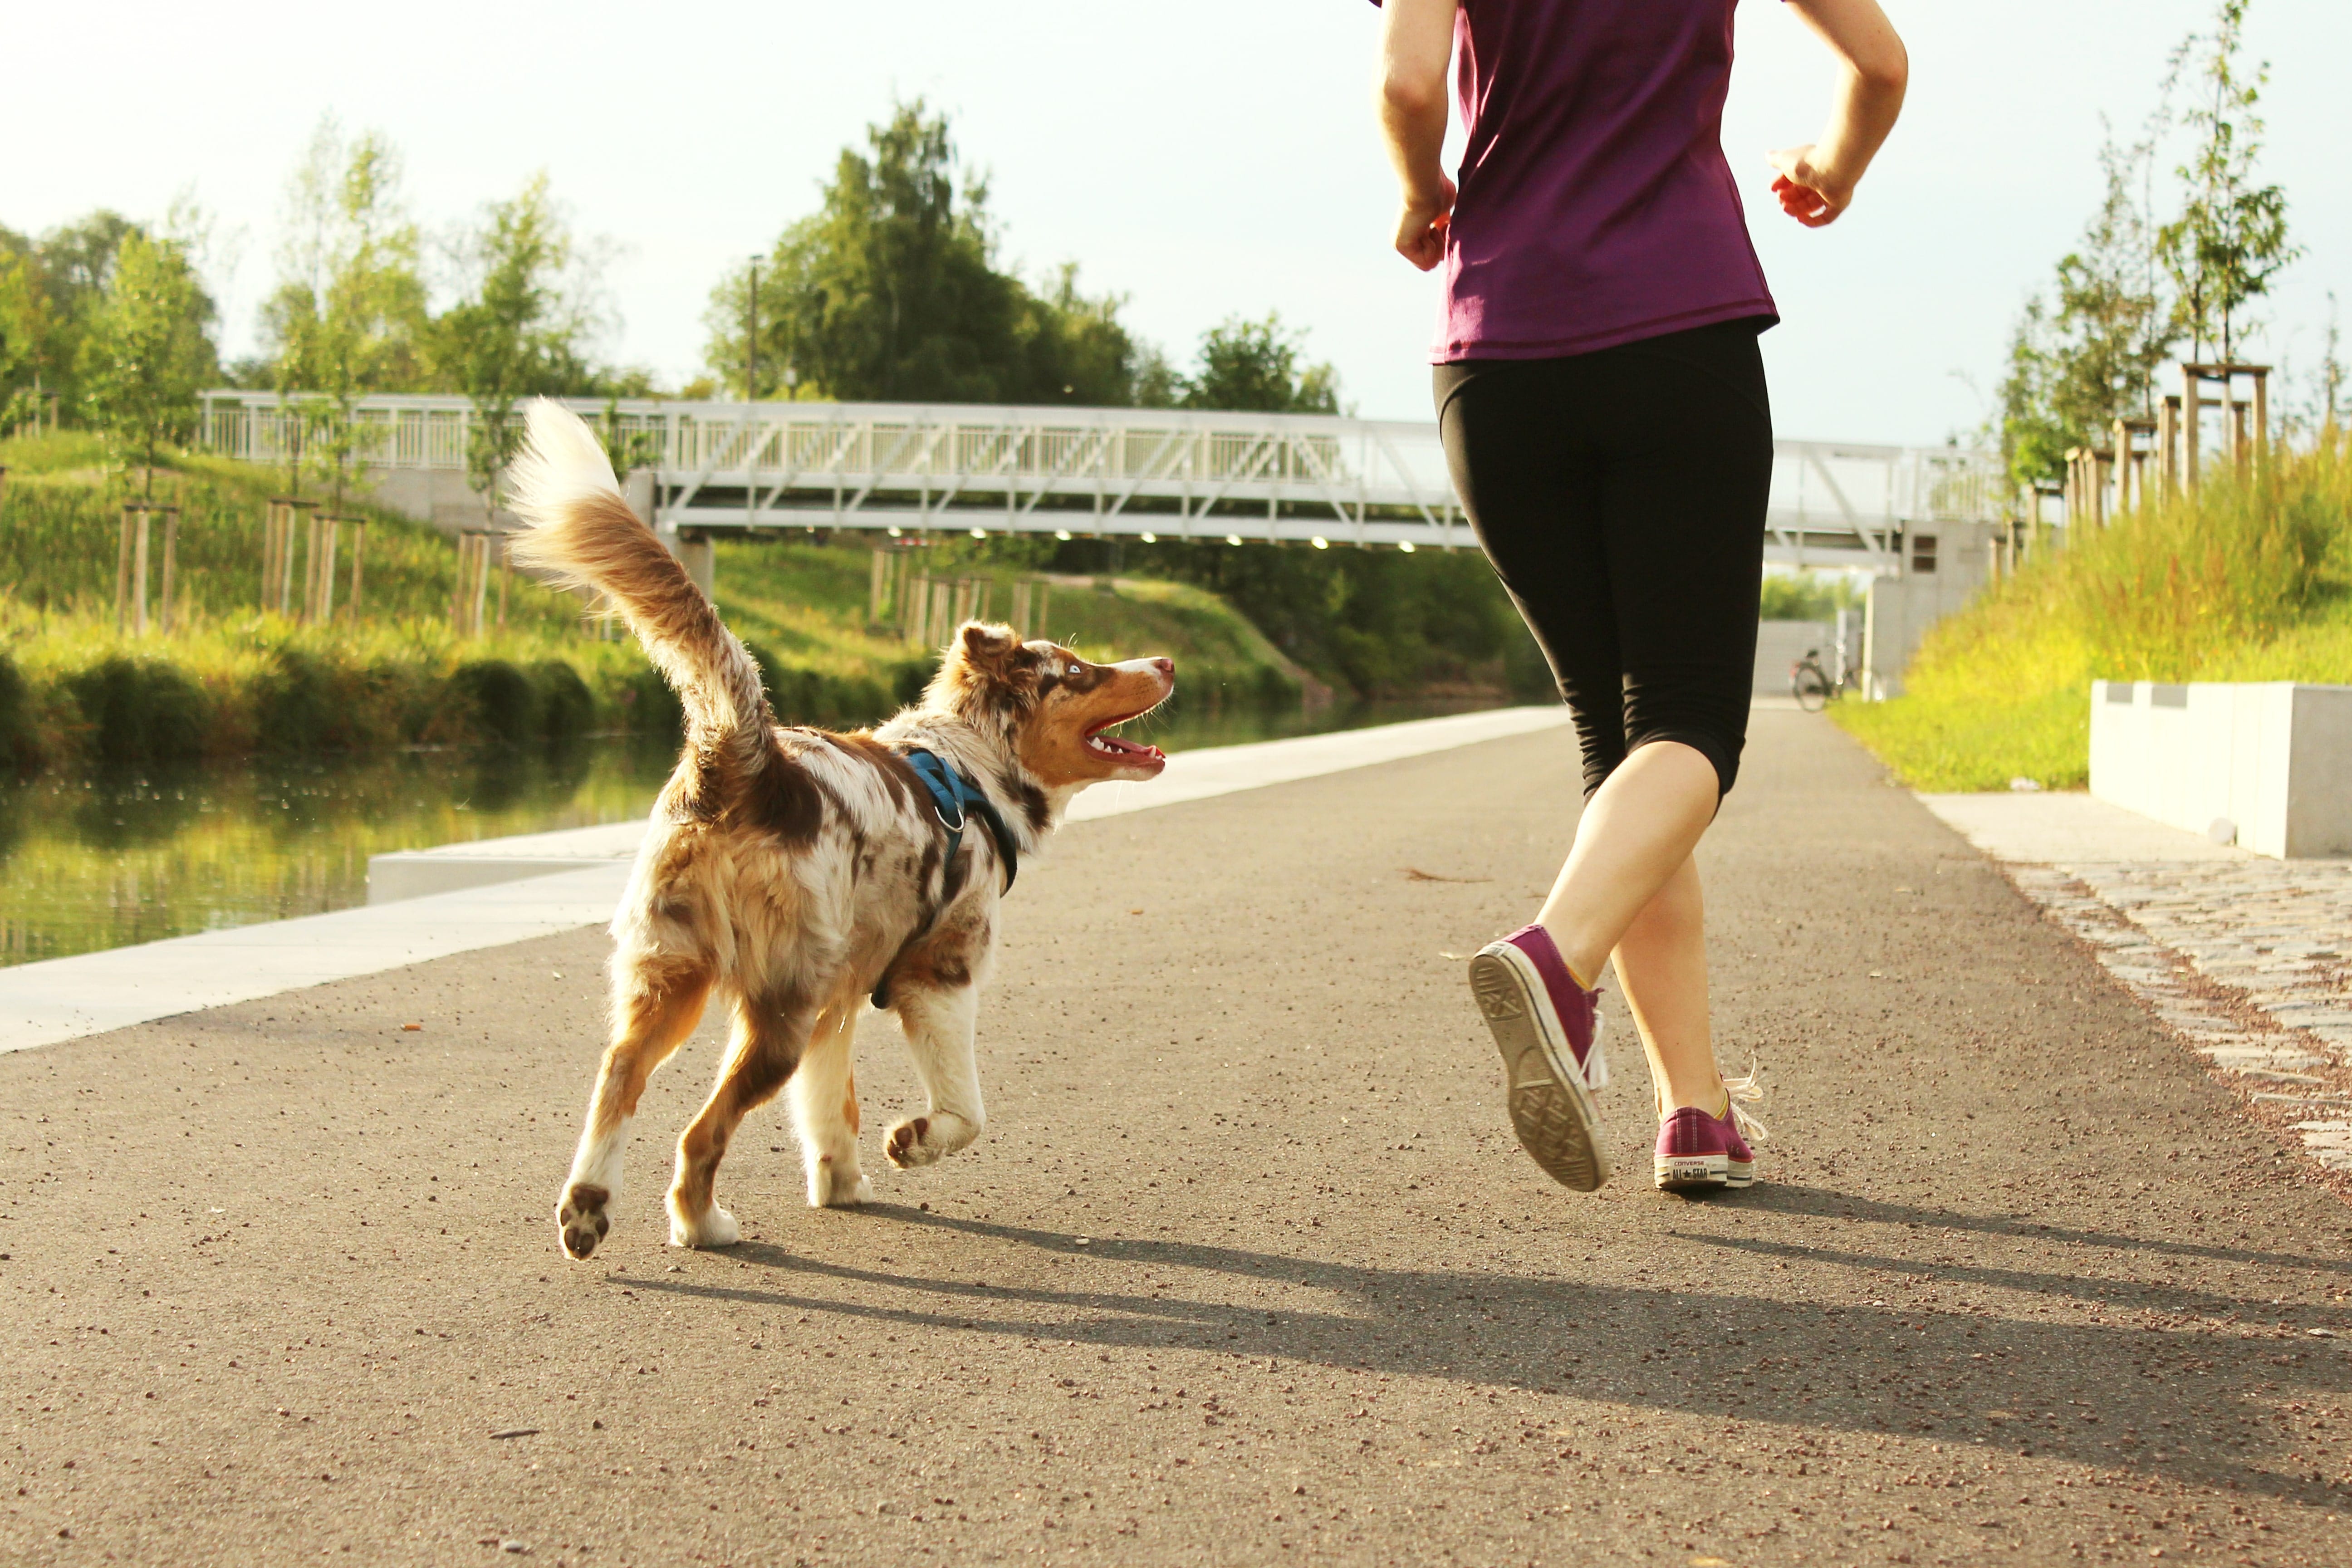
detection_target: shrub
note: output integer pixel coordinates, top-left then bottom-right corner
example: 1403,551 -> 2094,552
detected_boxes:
0,653 -> 39,773
448,660 -> 542,747
529,660 -> 597,744
64,657 -> 209,764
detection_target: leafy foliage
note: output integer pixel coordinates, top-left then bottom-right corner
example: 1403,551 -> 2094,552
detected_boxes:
260,120 -> 431,506
430,172 -> 608,520
1177,314 -> 1340,414
2160,0 -> 2297,363
75,231 -> 218,487
709,102 -> 1152,407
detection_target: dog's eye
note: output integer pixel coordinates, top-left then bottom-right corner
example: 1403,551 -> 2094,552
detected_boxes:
1067,664 -> 1080,677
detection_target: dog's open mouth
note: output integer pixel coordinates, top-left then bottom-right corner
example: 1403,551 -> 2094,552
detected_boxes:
1084,712 -> 1166,763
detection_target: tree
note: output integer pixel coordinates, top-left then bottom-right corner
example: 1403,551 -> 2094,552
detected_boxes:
260,119 -> 431,507
1994,136 -> 2177,486
1180,314 -> 1340,413
0,212 -> 141,424
430,172 -> 605,522
0,243 -> 50,431
76,230 -> 218,492
2159,0 -> 2296,362
707,101 -> 1152,405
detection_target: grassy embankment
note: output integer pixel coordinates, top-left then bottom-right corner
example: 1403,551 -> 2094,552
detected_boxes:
1835,434 -> 2352,791
0,433 -> 1301,770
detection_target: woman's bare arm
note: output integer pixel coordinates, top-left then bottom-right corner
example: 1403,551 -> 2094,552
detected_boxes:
1377,0 -> 1458,270
1770,0 -> 1908,227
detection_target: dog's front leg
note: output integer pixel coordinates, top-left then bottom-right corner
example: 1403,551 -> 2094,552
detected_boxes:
885,980 -> 985,1169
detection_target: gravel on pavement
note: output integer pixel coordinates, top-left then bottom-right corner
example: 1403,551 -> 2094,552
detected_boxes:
4,710 -> 2351,1565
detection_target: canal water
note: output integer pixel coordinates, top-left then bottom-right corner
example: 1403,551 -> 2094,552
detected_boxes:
0,696 -> 1503,967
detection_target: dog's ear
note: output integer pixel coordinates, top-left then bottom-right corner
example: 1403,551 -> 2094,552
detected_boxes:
955,621 -> 1022,675
928,620 -> 1040,718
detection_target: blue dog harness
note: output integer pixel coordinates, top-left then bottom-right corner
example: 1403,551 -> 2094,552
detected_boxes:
871,748 -> 1021,1010
904,748 -> 1020,896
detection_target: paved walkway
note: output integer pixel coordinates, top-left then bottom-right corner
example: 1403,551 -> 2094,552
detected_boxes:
5,712 -> 2352,1564
1924,792 -> 2352,1180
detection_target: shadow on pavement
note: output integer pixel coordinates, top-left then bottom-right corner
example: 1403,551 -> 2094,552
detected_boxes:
1743,1182 -> 2352,1277
619,1203 -> 2352,1511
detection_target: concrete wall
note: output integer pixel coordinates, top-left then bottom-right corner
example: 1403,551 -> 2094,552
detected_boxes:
2090,680 -> 2352,858
367,469 -> 510,535
1862,518 -> 2000,698
1754,620 -> 1833,696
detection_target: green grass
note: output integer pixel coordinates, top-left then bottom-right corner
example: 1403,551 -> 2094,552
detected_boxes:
711,537 -> 1305,709
0,435 -> 1304,767
1834,434 -> 2352,792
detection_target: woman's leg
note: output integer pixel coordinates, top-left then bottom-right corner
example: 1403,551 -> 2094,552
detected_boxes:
1606,853 -> 1721,1116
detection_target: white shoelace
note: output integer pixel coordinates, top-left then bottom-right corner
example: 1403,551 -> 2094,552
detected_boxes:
1721,1064 -> 1769,1142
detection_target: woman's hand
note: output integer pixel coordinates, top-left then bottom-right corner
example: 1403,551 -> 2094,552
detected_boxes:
1766,145 -> 1852,228
1776,0 -> 1907,230
1378,0 -> 1455,268
1394,176 -> 1457,271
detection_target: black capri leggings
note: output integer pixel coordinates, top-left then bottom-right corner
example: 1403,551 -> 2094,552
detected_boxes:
1435,318 -> 1774,799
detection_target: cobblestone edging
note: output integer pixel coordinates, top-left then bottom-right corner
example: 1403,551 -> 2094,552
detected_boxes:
2005,859 -> 2352,1172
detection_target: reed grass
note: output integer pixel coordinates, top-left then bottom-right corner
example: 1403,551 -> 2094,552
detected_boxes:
1836,434 -> 2352,791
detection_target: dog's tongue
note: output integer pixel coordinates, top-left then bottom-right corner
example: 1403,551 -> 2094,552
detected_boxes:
1093,733 -> 1163,759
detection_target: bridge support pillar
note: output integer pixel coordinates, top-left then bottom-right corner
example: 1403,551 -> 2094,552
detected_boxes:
667,528 -> 716,602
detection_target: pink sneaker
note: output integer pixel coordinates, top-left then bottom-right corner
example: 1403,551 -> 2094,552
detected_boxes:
1468,923 -> 1612,1191
1654,1079 -> 1765,1192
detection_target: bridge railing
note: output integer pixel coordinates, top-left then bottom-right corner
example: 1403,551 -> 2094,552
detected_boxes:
197,391 -> 2007,567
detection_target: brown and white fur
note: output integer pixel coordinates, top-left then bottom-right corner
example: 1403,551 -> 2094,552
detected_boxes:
503,399 -> 1174,1259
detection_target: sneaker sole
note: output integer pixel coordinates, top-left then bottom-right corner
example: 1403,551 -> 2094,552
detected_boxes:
1468,948 -> 1611,1192
1653,1153 -> 1756,1192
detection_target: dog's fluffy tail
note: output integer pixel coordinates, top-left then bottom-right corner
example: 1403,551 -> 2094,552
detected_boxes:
505,398 -> 767,765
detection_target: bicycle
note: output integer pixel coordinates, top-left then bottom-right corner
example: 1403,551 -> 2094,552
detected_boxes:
1790,649 -> 1833,711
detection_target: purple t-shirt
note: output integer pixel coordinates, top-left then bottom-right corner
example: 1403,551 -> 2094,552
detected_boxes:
1435,0 -> 1777,362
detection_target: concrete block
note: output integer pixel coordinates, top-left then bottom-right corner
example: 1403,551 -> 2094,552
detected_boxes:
2089,680 -> 2352,858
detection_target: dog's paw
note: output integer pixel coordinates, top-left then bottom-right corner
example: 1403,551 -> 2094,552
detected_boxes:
884,1112 -> 979,1169
668,1202 -> 741,1250
556,1183 -> 612,1260
809,1156 -> 873,1208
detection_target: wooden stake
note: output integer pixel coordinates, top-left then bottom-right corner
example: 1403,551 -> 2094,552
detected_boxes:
318,520 -> 338,622
472,533 -> 492,637
159,509 -> 178,634
2253,369 -> 2269,462
133,508 -> 150,635
869,549 -> 889,622
2182,366 -> 2202,490
349,522 -> 366,620
116,505 -> 134,633
2157,399 -> 2178,494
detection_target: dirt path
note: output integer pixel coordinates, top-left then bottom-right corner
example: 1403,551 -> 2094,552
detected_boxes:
4,710 -> 2349,1565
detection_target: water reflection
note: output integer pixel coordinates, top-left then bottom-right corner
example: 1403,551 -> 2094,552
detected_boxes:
0,740 -> 676,967
0,695 -> 1507,967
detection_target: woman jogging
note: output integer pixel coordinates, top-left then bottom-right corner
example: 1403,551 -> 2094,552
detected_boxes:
1374,0 -> 1906,1193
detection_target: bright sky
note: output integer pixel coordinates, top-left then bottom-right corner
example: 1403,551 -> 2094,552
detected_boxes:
8,1 -> 2347,446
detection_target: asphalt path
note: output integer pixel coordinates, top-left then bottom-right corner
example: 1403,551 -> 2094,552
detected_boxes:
5,710 -> 2351,1565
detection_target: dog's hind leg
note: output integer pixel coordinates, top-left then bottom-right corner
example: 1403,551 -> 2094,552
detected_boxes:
884,979 -> 987,1170
667,983 -> 817,1248
789,1003 -> 872,1208
557,953 -> 711,1261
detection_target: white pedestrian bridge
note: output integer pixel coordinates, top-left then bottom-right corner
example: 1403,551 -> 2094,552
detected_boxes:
198,391 -> 2004,572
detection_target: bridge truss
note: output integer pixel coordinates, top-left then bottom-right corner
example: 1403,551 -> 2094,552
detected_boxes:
198,392 -> 2006,572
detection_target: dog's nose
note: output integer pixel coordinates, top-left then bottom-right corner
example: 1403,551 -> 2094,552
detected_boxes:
1150,657 -> 1175,679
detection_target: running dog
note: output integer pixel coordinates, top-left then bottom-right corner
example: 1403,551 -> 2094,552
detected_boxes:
503,400 -> 1174,1259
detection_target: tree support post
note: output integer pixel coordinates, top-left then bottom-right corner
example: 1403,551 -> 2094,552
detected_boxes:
159,508 -> 179,635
